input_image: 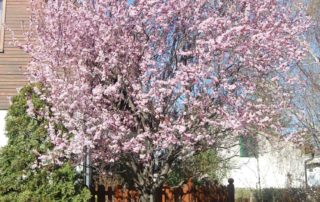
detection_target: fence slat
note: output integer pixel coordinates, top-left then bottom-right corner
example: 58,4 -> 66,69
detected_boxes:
114,185 -> 123,202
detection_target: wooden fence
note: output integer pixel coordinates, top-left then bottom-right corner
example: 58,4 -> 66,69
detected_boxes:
89,178 -> 235,202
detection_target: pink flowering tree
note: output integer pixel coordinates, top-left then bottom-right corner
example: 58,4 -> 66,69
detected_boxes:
24,0 -> 307,200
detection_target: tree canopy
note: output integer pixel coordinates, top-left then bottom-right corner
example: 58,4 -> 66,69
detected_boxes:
24,0 -> 308,200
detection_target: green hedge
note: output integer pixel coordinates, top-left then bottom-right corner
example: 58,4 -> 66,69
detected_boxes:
0,84 -> 91,202
236,188 -> 310,202
253,188 -> 307,202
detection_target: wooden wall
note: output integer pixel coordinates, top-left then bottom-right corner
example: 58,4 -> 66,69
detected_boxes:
0,0 -> 30,109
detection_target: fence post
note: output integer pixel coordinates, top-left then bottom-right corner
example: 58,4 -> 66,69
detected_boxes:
227,178 -> 235,202
162,186 -> 166,202
89,185 -> 96,202
97,184 -> 106,202
106,186 -> 113,202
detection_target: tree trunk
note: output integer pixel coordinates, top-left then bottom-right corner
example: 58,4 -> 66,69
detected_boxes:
125,148 -> 174,202
138,185 -> 164,202
140,191 -> 155,202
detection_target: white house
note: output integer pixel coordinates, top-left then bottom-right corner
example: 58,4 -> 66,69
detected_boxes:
224,135 -> 320,189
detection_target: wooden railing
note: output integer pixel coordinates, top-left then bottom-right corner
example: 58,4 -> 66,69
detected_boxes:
89,178 -> 235,202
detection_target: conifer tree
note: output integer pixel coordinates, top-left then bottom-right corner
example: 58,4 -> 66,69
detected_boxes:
0,85 -> 90,202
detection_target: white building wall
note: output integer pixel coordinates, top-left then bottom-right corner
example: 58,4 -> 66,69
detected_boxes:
308,165 -> 320,187
224,137 -> 317,189
0,110 -> 8,147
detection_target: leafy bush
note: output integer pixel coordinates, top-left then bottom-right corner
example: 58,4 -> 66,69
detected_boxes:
166,149 -> 228,186
253,188 -> 307,202
236,188 -> 313,202
235,188 -> 252,201
0,84 -> 91,202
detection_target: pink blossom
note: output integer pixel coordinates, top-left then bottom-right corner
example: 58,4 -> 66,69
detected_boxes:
24,0 -> 308,190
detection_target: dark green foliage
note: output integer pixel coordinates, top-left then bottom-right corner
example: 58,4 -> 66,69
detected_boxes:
0,84 -> 90,201
235,188 -> 313,202
166,149 -> 228,186
252,188 -> 307,202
